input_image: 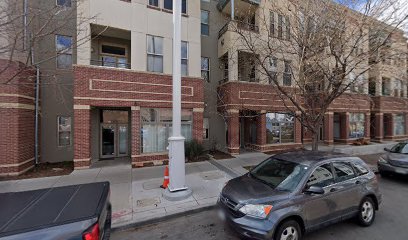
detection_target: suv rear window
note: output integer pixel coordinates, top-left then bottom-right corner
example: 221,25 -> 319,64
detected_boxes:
333,162 -> 355,182
352,161 -> 369,176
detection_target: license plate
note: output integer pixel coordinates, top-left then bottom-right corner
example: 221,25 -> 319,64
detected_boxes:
217,209 -> 226,222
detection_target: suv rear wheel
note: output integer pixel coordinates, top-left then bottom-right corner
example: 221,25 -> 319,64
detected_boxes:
275,220 -> 302,240
357,197 -> 376,227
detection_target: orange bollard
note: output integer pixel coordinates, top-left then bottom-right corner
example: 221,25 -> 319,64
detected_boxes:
160,166 -> 169,189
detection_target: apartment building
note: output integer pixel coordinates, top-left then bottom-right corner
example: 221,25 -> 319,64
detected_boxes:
0,0 -> 407,175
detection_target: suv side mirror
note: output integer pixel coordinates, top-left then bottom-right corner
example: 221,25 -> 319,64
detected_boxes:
384,148 -> 390,152
304,185 -> 325,195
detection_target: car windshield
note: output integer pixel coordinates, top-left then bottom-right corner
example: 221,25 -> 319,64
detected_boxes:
390,143 -> 408,154
249,158 -> 309,192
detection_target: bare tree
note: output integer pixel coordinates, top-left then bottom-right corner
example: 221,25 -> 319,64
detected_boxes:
219,0 -> 408,150
0,0 -> 96,84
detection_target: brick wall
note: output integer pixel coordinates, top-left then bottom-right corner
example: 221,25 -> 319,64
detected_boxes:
0,59 -> 36,176
73,65 -> 204,168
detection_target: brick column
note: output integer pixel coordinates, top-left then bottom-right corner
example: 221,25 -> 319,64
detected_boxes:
364,113 -> 370,140
227,109 -> 240,155
405,113 -> 408,136
256,111 -> 267,146
374,113 -> 384,142
73,105 -> 91,169
384,114 -> 394,138
340,112 -> 350,141
193,108 -> 204,143
324,112 -> 334,145
131,106 -> 141,167
295,111 -> 302,144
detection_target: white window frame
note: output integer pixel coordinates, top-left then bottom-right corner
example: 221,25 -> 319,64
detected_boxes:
148,0 -> 159,7
55,34 -> 73,69
201,10 -> 210,36
147,35 -> 164,73
181,41 -> 188,76
57,116 -> 72,147
201,57 -> 210,82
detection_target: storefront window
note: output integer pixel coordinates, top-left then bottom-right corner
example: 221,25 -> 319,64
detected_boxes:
141,108 -> 192,153
394,114 -> 406,136
349,113 -> 365,138
266,113 -> 294,144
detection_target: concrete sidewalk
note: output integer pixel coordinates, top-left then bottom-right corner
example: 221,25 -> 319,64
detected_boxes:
0,152 -> 270,229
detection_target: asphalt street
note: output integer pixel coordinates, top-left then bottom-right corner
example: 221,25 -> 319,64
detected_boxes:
112,174 -> 408,240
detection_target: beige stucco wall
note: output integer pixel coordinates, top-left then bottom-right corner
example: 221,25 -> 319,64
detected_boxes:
77,0 -> 201,78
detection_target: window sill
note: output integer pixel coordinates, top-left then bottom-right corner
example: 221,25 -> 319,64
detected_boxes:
147,5 -> 161,11
161,8 -> 189,17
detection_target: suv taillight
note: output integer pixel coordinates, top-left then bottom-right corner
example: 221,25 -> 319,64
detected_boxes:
83,223 -> 99,240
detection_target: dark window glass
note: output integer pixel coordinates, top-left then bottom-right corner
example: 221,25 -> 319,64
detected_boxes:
352,162 -> 369,176
333,162 -> 356,182
164,0 -> 186,13
101,45 -> 126,56
57,0 -> 71,7
307,164 -> 334,188
149,0 -> 159,7
390,143 -> 408,154
250,158 -> 309,192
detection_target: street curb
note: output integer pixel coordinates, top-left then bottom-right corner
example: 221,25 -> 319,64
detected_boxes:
207,158 -> 240,178
112,204 -> 216,233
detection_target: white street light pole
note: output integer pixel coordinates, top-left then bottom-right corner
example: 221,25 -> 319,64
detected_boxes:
163,0 -> 191,199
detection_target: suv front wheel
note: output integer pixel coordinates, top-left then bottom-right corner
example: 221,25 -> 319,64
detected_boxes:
357,197 -> 376,227
274,220 -> 302,240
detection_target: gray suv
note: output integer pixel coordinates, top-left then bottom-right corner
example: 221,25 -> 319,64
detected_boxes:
218,151 -> 381,240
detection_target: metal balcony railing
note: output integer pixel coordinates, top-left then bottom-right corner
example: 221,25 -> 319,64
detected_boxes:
218,20 -> 259,39
90,59 -> 131,69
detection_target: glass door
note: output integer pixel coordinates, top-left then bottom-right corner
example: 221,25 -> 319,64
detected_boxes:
117,124 -> 129,156
101,124 -> 115,158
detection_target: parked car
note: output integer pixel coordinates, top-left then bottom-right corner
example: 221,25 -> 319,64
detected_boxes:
218,151 -> 381,240
378,142 -> 408,176
0,182 -> 111,240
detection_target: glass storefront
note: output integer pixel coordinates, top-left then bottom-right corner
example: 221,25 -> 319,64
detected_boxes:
394,114 -> 406,136
266,113 -> 294,144
141,108 -> 192,153
349,113 -> 365,138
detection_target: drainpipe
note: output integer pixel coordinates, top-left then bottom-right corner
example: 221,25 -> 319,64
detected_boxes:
231,0 -> 235,20
23,0 -> 28,50
34,66 -> 40,165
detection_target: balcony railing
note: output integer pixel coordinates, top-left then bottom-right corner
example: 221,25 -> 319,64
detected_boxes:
218,20 -> 259,39
217,0 -> 261,12
90,59 -> 131,69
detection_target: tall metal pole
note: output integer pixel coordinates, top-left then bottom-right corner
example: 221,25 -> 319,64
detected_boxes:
167,0 -> 187,193
231,0 -> 235,20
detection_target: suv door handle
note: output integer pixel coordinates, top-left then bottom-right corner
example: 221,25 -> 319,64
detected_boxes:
355,180 -> 361,185
330,188 -> 337,192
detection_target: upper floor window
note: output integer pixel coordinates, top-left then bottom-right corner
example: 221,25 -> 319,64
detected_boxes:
201,57 -> 210,82
269,11 -> 275,37
283,60 -> 292,86
147,35 -> 163,73
148,0 -> 159,7
201,10 -> 210,36
285,16 -> 290,40
382,77 -> 391,96
56,35 -> 72,69
278,14 -> 284,39
56,0 -> 71,7
163,0 -> 187,14
181,41 -> 188,76
100,44 -> 128,69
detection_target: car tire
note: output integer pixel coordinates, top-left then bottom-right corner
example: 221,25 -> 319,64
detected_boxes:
274,220 -> 302,240
379,171 -> 390,178
357,197 -> 376,227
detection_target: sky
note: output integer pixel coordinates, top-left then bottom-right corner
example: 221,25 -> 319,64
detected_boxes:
335,0 -> 408,34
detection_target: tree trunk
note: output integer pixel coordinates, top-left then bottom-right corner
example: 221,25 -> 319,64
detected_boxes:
311,131 -> 319,151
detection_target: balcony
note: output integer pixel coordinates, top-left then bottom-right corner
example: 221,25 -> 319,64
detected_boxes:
217,0 -> 260,14
90,24 -> 131,70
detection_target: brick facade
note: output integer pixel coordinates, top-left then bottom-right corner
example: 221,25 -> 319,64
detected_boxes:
0,59 -> 36,176
73,65 -> 204,169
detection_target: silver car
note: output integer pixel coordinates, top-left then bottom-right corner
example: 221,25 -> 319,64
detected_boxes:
378,142 -> 408,176
218,151 -> 381,240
